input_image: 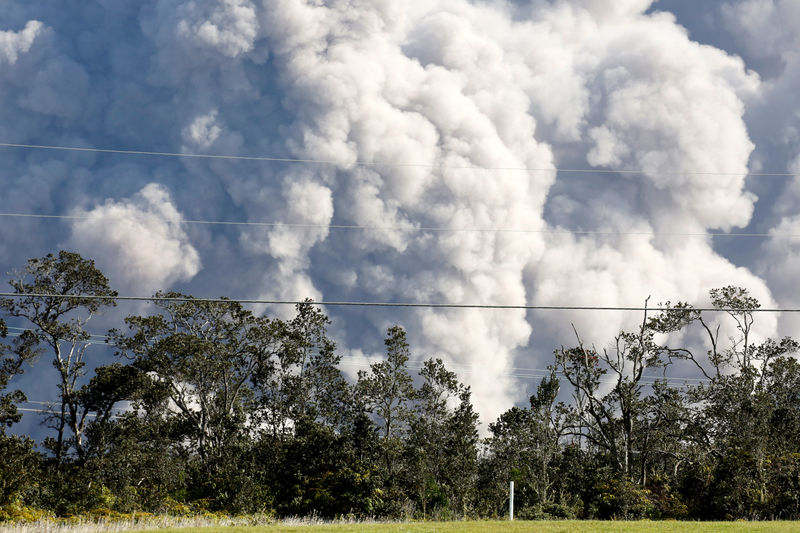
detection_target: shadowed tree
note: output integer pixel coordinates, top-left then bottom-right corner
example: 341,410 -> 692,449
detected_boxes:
0,251 -> 117,463
555,307 -> 666,483
112,292 -> 278,464
406,358 -> 479,517
650,287 -> 800,518
358,326 -> 415,480
0,318 -> 42,507
112,292 -> 288,510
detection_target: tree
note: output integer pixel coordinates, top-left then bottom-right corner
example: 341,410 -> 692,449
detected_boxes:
252,301 -> 348,437
0,251 -> 117,463
112,292 -> 297,510
249,302 -> 368,517
0,319 -> 38,429
113,292 -> 274,465
0,433 -> 41,508
441,386 -> 480,516
481,373 -> 568,518
358,326 -> 415,480
555,306 -> 666,483
0,318 -> 42,508
405,358 -> 480,517
650,287 -> 800,518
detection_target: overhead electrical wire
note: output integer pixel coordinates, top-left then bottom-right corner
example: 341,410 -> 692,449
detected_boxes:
3,324 -> 712,387
0,212 -> 791,239
0,291 -> 793,313
1,143 -> 794,240
0,141 -> 795,177
0,212 -> 780,240
5,325 -> 107,341
16,406 -> 123,420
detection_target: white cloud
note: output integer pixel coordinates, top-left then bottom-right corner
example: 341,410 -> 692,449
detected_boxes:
182,109 -> 222,149
720,1 -> 800,338
0,20 -> 42,65
759,212 -> 800,336
177,0 -> 258,58
69,183 -> 202,293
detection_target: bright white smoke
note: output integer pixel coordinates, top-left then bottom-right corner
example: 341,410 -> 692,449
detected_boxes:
69,183 -> 201,293
3,0 -> 800,425
715,0 -> 800,337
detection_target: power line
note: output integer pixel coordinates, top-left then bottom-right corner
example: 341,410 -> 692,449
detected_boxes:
0,291 -> 794,312
5,325 -> 107,341
5,325 -> 711,385
5,324 -> 711,385
0,212 -> 791,239
0,142 -> 794,177
16,407 -> 123,420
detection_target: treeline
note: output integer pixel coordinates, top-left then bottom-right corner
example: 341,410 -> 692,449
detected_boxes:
1,252 -> 800,520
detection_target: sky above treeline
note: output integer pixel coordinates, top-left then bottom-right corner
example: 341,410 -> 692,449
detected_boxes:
2,0 -> 800,425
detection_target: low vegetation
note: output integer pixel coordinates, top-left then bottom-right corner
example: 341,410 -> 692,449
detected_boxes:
5,519 -> 800,533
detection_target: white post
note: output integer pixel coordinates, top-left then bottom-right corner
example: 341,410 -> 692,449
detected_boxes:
509,480 -> 514,521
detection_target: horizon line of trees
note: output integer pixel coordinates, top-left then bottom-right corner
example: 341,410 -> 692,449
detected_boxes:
2,251 -> 800,520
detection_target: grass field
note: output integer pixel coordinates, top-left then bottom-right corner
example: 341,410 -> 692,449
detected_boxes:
124,520 -> 800,533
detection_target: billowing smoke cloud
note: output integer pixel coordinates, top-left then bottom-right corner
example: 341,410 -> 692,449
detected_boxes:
522,0 -> 777,349
0,20 -> 41,65
2,0 -> 799,424
69,183 -> 201,293
708,0 -> 800,336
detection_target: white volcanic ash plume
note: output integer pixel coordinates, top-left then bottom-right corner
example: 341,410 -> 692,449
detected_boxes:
523,0 -> 776,349
718,0 -> 800,337
759,157 -> 800,336
69,184 -> 201,294
252,0 -> 557,421
234,0 -> 778,420
0,20 -> 42,65
1,0 -> 795,425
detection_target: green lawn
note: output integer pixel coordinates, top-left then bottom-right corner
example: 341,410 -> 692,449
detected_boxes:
132,520 -> 800,533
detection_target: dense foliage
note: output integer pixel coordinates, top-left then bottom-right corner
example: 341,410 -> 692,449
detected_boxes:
1,252 -> 800,520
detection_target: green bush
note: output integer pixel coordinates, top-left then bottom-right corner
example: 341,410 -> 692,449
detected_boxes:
594,478 -> 654,519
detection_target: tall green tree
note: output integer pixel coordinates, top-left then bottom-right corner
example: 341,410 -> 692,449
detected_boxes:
406,358 -> 479,517
651,287 -> 800,518
252,301 -> 348,437
113,293 -> 274,464
112,292 -> 293,510
358,326 -> 415,479
481,372 -> 568,518
441,386 -> 480,516
250,303 -> 369,517
0,251 -> 117,463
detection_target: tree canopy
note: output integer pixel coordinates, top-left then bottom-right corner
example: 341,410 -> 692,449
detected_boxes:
1,254 -> 799,521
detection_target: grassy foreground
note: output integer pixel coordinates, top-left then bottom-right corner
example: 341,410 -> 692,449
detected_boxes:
128,520 -> 800,533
